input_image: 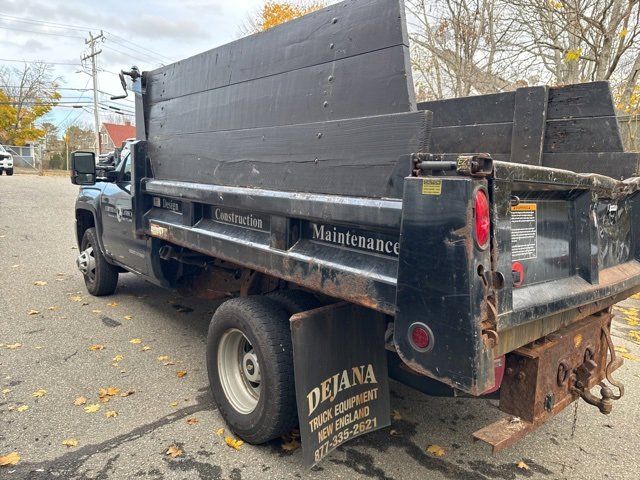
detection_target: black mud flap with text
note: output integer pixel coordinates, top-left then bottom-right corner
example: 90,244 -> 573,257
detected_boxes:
290,302 -> 391,467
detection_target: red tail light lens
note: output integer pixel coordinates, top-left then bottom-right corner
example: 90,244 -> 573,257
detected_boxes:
474,189 -> 490,248
408,323 -> 434,352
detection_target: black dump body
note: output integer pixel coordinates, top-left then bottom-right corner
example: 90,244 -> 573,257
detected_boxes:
129,0 -> 640,396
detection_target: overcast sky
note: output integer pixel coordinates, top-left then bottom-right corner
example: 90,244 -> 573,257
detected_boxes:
0,0 -> 260,131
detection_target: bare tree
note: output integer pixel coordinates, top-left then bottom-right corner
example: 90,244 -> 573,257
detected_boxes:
0,62 -> 60,145
509,0 -> 640,88
406,0 -> 531,101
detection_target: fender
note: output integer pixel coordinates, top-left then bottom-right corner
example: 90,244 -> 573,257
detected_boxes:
75,185 -> 109,260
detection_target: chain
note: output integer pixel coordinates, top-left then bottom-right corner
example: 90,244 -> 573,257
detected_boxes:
571,399 -> 579,439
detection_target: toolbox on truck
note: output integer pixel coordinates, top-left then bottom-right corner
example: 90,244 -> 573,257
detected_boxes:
92,0 -> 640,464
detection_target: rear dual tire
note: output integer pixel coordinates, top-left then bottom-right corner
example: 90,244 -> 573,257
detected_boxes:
206,290 -> 321,443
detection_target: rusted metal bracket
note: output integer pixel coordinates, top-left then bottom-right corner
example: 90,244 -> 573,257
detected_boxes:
473,311 -> 624,452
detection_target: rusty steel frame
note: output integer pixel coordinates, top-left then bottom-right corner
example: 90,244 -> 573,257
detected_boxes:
473,311 -> 623,452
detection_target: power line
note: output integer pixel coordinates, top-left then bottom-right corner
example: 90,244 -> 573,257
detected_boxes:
0,24 -> 82,38
0,58 -> 79,66
0,12 -> 174,63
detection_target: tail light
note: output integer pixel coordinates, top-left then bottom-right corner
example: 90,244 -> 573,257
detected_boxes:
474,188 -> 490,249
408,323 -> 434,352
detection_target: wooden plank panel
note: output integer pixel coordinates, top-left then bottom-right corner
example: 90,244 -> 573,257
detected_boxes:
547,82 -> 616,120
429,123 -> 513,154
510,86 -> 548,165
544,117 -> 624,153
148,111 -> 432,198
418,92 -> 514,127
146,0 -> 408,104
542,152 -> 640,179
147,46 -> 413,135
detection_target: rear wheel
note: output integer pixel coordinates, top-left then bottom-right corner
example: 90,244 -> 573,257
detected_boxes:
78,227 -> 119,296
207,296 -> 297,443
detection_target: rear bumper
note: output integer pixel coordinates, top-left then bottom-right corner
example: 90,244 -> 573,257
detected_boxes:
474,311 -> 622,452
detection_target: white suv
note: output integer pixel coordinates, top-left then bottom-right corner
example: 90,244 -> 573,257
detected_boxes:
0,144 -> 14,176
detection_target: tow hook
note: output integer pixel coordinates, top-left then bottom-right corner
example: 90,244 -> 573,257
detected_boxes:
576,383 -> 614,414
570,323 -> 624,415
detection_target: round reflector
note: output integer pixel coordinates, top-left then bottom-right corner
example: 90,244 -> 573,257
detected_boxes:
408,323 -> 434,352
474,189 -> 490,248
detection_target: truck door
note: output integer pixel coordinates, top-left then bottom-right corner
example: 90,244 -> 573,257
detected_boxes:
100,152 -> 148,274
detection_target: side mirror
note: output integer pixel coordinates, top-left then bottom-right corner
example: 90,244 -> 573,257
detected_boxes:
70,151 -> 96,185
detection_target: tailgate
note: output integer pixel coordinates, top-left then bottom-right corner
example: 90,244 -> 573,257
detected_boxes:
492,162 -> 640,355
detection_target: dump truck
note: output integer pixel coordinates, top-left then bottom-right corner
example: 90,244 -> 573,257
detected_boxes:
69,0 -> 640,465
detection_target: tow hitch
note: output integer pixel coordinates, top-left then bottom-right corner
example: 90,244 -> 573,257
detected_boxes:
473,311 -> 624,452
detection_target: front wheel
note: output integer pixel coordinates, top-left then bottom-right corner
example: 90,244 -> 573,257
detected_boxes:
207,296 -> 297,443
5,169 -> 13,176
78,227 -> 119,296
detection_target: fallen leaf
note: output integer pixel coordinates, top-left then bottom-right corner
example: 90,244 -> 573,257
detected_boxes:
92,309 -> 102,314
108,302 -> 119,307
0,451 -> 21,466
88,344 -> 105,351
389,429 -> 401,436
57,272 -> 65,276
129,338 -> 142,344
112,355 -> 124,362
166,445 -> 183,458
47,306 -> 59,311
34,281 -> 47,286
69,295 -> 83,302
106,387 -> 120,396
157,355 -> 170,362
73,396 -> 87,406
622,352 -> 640,361
84,404 -> 101,413
6,343 -> 23,350
34,346 -> 44,350
426,444 -> 445,457
516,460 -> 530,470
169,401 -> 178,407
105,410 -> 118,418
225,437 -> 244,450
27,309 -> 40,316
281,439 -> 300,452
391,410 -> 402,421
11,264 -> 19,268
141,345 -> 151,351
32,389 -> 47,398
123,315 -> 133,320
176,370 -> 187,378
16,405 -> 29,412
215,428 -> 225,437
163,361 -> 175,366
186,417 -> 199,425
2,389 -> 10,395
120,390 -> 135,397
62,438 -> 78,448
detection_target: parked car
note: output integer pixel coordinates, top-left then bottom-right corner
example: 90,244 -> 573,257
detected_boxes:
0,144 -> 14,176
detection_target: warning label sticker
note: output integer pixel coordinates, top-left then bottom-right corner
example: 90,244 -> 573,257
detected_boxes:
421,179 -> 442,195
511,203 -> 537,260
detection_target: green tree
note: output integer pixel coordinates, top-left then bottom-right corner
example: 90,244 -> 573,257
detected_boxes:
0,62 -> 60,145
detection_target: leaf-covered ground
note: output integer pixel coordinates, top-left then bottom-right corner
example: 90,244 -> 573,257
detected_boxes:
1,174 -> 639,480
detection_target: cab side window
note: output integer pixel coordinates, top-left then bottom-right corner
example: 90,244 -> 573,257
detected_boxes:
121,154 -> 132,183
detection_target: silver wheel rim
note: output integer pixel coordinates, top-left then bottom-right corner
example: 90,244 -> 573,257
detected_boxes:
218,328 -> 261,414
77,246 -> 96,283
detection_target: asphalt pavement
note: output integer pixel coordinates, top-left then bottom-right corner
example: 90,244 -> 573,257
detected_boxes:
1,173 -> 639,480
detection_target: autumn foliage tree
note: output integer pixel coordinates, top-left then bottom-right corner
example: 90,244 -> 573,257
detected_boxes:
0,62 -> 60,145
242,1 -> 325,34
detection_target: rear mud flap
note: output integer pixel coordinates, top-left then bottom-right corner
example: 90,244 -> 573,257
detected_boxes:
290,302 -> 391,467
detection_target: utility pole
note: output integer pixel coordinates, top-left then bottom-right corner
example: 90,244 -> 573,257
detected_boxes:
82,31 -> 103,156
